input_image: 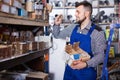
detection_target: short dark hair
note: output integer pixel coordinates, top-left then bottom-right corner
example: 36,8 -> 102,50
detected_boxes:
75,1 -> 92,15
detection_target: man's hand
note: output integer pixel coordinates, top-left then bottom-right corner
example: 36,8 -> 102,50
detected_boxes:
71,60 -> 87,69
54,14 -> 63,25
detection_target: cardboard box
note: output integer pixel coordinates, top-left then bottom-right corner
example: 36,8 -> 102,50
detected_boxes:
10,6 -> 18,15
28,12 -> 36,20
0,45 -> 12,59
18,0 -> 25,4
1,0 -> 14,6
0,3 -> 10,13
13,0 -> 22,8
26,1 -> 34,12
26,72 -> 48,80
17,42 -> 29,54
13,42 -> 29,55
18,8 -> 28,17
28,41 -> 37,51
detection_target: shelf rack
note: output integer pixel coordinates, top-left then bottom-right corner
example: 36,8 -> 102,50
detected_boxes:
0,12 -> 49,27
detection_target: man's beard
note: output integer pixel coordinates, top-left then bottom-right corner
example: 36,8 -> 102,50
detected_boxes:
76,17 -> 86,25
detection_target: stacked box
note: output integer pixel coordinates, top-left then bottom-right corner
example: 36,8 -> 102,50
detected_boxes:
0,45 -> 12,59
18,0 -> 25,4
26,72 -> 48,80
1,0 -> 13,5
11,0 -> 22,15
10,6 -> 18,15
17,42 -> 29,54
0,0 -> 25,15
38,42 -> 46,50
13,0 -> 22,9
0,2 -> 10,13
18,8 -> 28,17
28,41 -> 37,51
12,42 -> 29,55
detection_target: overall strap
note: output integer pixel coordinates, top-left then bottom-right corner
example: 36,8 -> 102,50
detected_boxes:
74,24 -> 80,32
87,23 -> 96,36
70,24 -> 79,45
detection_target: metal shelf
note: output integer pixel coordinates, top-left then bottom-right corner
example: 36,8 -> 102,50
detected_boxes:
0,12 -> 49,27
0,48 -> 49,71
93,5 -> 115,8
0,11 -> 50,71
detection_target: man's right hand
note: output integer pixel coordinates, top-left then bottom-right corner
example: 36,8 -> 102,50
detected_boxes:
54,14 -> 63,25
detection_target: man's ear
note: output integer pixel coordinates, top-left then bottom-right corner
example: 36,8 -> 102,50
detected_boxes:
85,11 -> 90,17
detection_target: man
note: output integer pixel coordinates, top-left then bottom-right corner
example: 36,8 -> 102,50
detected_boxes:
52,1 -> 106,80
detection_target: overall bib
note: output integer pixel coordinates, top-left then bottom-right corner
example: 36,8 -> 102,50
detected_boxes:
64,24 -> 97,80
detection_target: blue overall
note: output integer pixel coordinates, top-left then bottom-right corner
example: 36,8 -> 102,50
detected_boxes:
64,24 -> 97,80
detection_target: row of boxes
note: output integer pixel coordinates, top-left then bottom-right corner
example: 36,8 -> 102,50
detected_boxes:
0,0 -> 50,20
0,0 -> 28,17
1,0 -> 22,8
0,0 -> 23,15
0,41 -> 49,60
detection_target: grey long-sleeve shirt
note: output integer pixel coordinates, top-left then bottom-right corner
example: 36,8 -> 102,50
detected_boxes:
52,22 -> 106,68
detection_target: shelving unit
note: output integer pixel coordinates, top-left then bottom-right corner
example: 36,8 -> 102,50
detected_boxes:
0,0 -> 51,79
0,12 -> 50,71
50,0 -> 118,26
93,5 -> 115,8
49,0 -> 76,26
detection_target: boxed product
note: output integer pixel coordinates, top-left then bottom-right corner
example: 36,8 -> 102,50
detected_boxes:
15,42 -> 29,54
18,8 -> 28,17
28,12 -> 36,20
0,3 -> 10,13
1,0 -> 14,5
18,0 -> 25,4
13,0 -> 22,9
26,72 -> 48,80
38,41 -> 46,50
10,6 -> 18,15
0,45 -> 12,59
28,41 -> 37,51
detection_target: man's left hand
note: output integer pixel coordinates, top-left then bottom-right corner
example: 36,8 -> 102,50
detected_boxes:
71,60 -> 87,69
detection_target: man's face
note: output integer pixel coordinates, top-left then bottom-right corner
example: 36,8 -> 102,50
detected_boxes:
75,5 -> 86,24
